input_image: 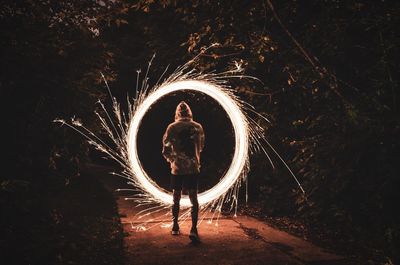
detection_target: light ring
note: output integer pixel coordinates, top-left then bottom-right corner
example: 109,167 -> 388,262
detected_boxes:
127,80 -> 248,207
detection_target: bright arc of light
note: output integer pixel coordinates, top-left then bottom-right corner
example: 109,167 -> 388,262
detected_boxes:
127,80 -> 248,207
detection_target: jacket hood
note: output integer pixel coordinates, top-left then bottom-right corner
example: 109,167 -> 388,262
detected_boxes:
175,101 -> 193,121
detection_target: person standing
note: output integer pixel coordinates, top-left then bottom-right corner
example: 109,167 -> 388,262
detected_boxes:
162,101 -> 205,242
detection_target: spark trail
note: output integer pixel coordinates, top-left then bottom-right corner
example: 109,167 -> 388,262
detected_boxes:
54,50 -> 305,230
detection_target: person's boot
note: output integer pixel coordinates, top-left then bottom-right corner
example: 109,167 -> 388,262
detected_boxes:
189,203 -> 199,242
189,226 -> 199,242
171,221 -> 180,235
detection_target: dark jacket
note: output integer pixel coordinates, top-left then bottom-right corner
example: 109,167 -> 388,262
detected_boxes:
162,101 -> 205,175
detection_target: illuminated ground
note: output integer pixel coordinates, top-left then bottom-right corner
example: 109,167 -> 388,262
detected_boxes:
94,164 -> 346,265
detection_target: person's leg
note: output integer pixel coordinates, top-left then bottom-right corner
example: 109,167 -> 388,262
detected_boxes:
188,189 -> 199,234
172,189 -> 181,223
172,188 -> 181,234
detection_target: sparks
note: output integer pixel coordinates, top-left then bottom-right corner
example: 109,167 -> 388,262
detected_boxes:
54,52 -> 305,229
127,80 -> 249,207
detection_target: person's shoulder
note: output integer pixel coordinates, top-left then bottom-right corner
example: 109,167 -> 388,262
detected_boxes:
166,121 -> 179,131
191,120 -> 204,130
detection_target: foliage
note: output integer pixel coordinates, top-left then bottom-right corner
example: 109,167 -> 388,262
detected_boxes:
0,171 -> 124,265
1,0 -> 399,263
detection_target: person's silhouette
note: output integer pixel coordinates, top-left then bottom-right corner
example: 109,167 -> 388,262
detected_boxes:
162,101 -> 205,242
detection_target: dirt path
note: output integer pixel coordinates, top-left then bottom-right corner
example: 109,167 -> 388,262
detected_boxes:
93,164 -> 345,265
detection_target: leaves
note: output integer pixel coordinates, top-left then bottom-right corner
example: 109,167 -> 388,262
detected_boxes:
2,0 -> 399,263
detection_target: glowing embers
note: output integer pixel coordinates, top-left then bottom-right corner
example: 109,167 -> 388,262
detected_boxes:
127,80 -> 249,207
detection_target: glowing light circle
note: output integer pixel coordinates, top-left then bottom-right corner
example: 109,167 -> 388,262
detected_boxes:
127,80 -> 248,207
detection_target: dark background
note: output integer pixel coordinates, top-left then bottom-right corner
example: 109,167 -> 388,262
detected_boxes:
137,90 -> 234,192
1,0 -> 399,264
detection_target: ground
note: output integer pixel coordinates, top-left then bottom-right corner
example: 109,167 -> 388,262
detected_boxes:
93,164 -> 348,265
